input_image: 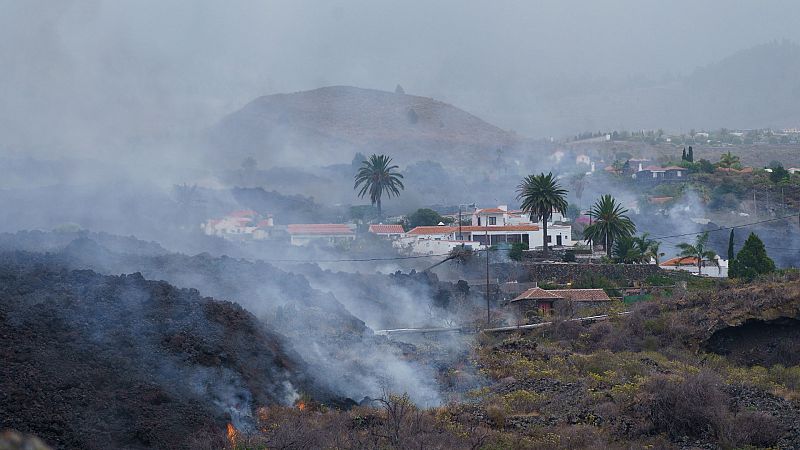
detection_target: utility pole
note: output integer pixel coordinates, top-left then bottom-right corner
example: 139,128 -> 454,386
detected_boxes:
458,205 -> 462,242
485,226 -> 490,327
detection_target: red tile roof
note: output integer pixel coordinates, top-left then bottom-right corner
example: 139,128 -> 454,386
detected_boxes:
660,256 -> 699,266
716,167 -> 754,173
510,287 -> 562,302
230,210 -> 257,217
369,224 -> 405,234
407,224 -> 541,235
549,289 -> 611,302
287,224 -> 354,235
648,196 -> 674,204
407,226 -> 458,235
461,225 -> 540,232
511,288 -> 610,303
476,208 -> 506,214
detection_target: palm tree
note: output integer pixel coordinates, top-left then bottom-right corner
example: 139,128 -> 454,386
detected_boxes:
353,154 -> 405,217
612,236 -> 644,264
583,195 -> 636,257
516,172 -> 568,255
718,151 -> 741,169
634,233 -> 663,264
676,232 -> 719,276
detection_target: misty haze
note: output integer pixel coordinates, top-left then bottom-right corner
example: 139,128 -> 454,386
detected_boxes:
2,2 -> 800,449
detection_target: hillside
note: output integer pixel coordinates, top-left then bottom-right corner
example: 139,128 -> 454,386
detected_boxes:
209,86 -> 520,167
532,41 -> 800,135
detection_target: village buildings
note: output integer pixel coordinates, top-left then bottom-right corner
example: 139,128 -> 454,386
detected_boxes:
398,205 -> 577,255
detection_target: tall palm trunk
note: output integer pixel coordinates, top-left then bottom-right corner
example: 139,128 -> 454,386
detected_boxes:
542,219 -> 549,255
377,198 -> 382,218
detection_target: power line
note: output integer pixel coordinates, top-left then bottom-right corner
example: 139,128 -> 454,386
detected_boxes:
648,213 -> 799,241
258,252 -> 454,263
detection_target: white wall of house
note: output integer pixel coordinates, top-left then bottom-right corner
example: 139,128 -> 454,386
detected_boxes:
289,234 -> 356,246
394,236 -> 483,255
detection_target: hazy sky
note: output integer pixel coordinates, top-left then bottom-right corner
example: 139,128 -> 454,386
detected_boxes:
2,0 -> 800,155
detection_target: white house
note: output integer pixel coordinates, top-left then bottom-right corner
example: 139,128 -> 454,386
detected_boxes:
659,255 -> 728,278
202,210 -> 274,240
368,224 -> 405,239
399,205 -> 576,254
287,224 -> 356,246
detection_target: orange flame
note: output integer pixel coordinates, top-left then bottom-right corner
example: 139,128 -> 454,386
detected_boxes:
296,401 -> 307,411
226,422 -> 238,448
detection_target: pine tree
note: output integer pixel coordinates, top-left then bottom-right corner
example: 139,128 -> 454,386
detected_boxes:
681,148 -> 687,161
687,146 -> 694,162
727,229 -> 735,261
726,229 -> 736,279
729,232 -> 775,280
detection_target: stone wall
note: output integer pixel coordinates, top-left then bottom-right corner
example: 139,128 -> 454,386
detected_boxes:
500,262 -> 665,284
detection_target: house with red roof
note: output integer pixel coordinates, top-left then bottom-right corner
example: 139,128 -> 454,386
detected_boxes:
659,255 -> 728,277
508,287 -> 612,317
287,224 -> 356,246
368,224 -> 405,239
201,211 -> 274,240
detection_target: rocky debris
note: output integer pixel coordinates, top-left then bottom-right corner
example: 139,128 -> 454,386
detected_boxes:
690,275 -> 800,341
1,233 -> 451,410
724,384 -> 800,449
0,259 -> 317,449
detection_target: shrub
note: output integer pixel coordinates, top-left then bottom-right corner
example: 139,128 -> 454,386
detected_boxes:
502,390 -> 544,414
485,402 -> 509,428
508,242 -> 528,261
642,371 -> 729,440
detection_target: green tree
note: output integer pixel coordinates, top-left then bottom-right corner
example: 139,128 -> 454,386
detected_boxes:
611,236 -> 644,264
727,229 -> 735,262
509,242 -> 528,261
729,232 -> 775,280
687,146 -> 694,162
583,194 -> 636,256
718,151 -> 741,169
516,172 -> 568,255
634,233 -> 663,264
676,232 -> 719,276
354,154 -> 405,216
768,163 -> 790,184
407,208 -> 450,228
697,159 -> 715,173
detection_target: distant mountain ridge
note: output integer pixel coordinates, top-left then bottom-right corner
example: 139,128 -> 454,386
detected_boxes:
209,86 -> 520,167
539,40 -> 800,135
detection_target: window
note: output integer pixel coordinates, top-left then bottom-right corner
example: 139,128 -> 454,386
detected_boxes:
489,216 -> 497,225
477,217 -> 481,226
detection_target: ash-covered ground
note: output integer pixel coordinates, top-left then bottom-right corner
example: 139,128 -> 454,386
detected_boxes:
0,231 -> 483,449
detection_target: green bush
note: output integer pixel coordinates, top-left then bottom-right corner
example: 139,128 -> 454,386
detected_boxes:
508,242 -> 528,261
